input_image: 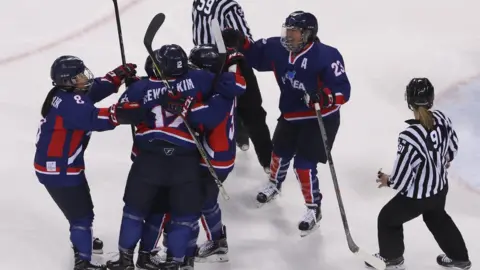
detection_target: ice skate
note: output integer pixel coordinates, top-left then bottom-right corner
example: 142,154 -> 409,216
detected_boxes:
93,237 -> 103,255
365,253 -> 405,269
136,250 -> 166,270
195,225 -> 229,263
437,254 -> 472,269
298,205 -> 322,237
106,249 -> 135,270
180,256 -> 195,269
73,247 -> 106,270
256,181 -> 280,207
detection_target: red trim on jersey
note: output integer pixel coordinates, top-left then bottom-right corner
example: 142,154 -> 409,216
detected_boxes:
34,163 -> 60,173
69,130 -> 84,155
136,126 -> 194,141
200,157 -> 235,168
208,116 -> 229,152
98,108 -> 110,118
234,74 -> 246,88
47,116 -> 66,157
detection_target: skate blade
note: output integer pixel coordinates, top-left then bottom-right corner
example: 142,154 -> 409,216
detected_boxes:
195,254 -> 229,263
300,223 -> 321,237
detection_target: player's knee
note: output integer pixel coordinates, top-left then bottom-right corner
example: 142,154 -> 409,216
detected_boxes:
123,205 -> 146,221
145,213 -> 166,228
69,214 -> 93,229
293,156 -> 317,170
202,200 -> 220,216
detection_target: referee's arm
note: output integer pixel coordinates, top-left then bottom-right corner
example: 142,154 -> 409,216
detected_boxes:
388,135 -> 422,191
221,0 -> 254,41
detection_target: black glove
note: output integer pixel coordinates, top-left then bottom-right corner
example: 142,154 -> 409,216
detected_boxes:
305,87 -> 335,109
108,102 -> 145,125
104,63 -> 137,87
162,94 -> 195,118
221,28 -> 245,50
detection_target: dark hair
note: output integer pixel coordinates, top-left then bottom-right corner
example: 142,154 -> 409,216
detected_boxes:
41,87 -> 59,118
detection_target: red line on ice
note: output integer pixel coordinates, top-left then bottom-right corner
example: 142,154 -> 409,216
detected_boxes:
0,0 -> 145,66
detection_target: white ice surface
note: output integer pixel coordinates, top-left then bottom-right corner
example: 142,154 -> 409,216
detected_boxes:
1,0 -> 479,269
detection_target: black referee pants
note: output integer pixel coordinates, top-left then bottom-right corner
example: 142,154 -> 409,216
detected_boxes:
378,186 -> 469,261
236,65 -> 272,168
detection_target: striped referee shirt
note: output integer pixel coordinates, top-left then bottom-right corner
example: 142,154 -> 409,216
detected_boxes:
192,0 -> 253,45
388,110 -> 459,199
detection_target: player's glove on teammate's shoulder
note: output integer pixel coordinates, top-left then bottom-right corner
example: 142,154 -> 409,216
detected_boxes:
108,102 -> 145,126
306,87 -> 335,109
162,93 -> 196,119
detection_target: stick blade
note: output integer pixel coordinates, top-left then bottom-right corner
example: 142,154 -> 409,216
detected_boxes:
354,249 -> 386,270
143,13 -> 166,50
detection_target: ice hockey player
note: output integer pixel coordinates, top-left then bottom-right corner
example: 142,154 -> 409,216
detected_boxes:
222,11 -> 351,236
34,55 -> 137,269
187,44 -> 246,263
369,78 -> 471,270
105,44 -> 246,270
136,46 -> 245,266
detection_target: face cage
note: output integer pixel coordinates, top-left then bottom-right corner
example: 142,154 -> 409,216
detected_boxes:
281,25 -> 309,53
61,67 -> 94,92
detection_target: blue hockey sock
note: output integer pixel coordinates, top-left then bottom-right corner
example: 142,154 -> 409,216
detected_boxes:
140,213 -> 167,252
186,221 -> 199,257
293,157 -> 322,206
168,214 -> 200,262
69,215 -> 93,261
118,205 -> 145,251
200,199 -> 223,241
269,151 -> 293,189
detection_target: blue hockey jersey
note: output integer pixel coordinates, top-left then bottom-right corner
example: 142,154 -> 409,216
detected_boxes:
192,95 -> 239,178
34,78 -> 118,186
242,37 -> 351,121
119,70 -> 246,151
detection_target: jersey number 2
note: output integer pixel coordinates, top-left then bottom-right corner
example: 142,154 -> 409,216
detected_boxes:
331,61 -> 345,77
196,0 -> 214,14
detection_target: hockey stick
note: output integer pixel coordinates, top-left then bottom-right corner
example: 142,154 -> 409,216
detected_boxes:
143,13 -> 230,201
313,103 -> 386,270
112,0 -> 135,140
209,20 -> 227,91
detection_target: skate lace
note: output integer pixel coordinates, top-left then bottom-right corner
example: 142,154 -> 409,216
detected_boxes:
261,182 -> 280,196
150,253 -> 164,264
199,240 -> 215,253
441,255 -> 453,263
302,208 -> 317,224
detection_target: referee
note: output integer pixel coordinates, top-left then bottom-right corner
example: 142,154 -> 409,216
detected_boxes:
367,78 -> 471,270
192,0 -> 273,173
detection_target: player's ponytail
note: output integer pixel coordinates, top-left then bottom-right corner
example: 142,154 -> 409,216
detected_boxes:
41,87 -> 59,118
415,106 -> 434,131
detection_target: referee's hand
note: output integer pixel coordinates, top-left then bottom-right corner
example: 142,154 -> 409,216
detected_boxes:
376,169 -> 390,188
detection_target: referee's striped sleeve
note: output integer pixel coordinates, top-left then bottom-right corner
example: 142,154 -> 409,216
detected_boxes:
389,134 -> 421,192
223,1 -> 253,40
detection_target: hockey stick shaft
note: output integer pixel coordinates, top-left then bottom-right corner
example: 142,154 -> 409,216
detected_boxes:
143,13 -> 229,200
314,103 -> 385,270
112,0 -> 135,139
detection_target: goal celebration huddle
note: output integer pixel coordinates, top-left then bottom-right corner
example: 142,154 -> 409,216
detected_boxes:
33,0 -> 472,269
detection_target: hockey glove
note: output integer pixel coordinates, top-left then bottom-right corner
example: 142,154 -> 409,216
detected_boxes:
224,48 -> 246,73
162,95 -> 196,119
104,63 -> 138,88
306,87 -> 335,109
108,102 -> 145,125
221,28 -> 245,50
